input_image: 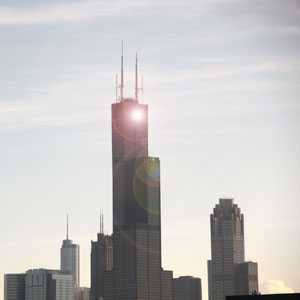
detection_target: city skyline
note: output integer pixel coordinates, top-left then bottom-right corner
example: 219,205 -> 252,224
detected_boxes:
1,1 -> 300,300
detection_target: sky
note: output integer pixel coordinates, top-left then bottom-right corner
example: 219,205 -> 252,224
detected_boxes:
0,0 -> 300,299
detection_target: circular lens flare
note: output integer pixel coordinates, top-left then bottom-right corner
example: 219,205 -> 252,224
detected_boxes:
131,109 -> 143,121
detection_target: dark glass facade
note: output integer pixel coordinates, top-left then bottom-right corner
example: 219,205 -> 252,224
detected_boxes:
90,233 -> 113,300
103,98 -> 172,300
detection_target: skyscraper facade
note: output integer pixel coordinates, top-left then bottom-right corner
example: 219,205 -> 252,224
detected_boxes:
61,216 -> 80,287
103,52 -> 173,300
25,269 -> 75,300
4,274 -> 25,300
90,214 -> 113,300
207,198 -> 258,300
173,276 -> 202,300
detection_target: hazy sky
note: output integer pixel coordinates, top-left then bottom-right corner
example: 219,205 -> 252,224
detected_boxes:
1,0 -> 300,299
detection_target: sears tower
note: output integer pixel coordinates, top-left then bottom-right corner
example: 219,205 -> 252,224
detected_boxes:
103,47 -> 173,300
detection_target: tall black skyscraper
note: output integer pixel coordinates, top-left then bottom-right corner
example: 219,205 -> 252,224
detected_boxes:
90,213 -> 113,300
103,49 -> 173,300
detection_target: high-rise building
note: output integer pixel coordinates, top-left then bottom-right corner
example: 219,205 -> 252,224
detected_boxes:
4,274 -> 25,300
61,215 -> 80,287
90,213 -> 113,300
234,262 -> 258,296
207,198 -> 258,300
25,269 -> 74,300
173,276 -> 202,300
103,50 -> 173,300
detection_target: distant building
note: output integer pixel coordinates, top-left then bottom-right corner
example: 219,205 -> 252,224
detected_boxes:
61,215 -> 80,287
4,274 -> 25,300
173,276 -> 202,300
234,262 -> 258,295
25,269 -> 74,300
90,212 -> 113,300
207,198 -> 259,300
75,287 -> 90,300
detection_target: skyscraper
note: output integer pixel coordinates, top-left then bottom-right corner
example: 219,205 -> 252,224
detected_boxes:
4,274 -> 25,300
207,198 -> 258,300
61,215 -> 80,287
103,49 -> 173,300
90,212 -> 113,300
173,276 -> 202,300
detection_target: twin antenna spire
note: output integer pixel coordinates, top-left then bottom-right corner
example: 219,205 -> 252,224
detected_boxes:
116,41 -> 143,103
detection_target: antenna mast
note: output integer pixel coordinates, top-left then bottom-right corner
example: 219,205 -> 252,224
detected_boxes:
135,52 -> 138,102
67,214 -> 69,240
115,74 -> 118,102
120,41 -> 124,101
100,210 -> 104,234
141,75 -> 144,103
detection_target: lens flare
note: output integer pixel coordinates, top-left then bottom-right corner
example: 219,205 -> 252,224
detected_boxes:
131,109 -> 143,121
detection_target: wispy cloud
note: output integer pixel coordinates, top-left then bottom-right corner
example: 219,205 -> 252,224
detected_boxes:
146,58 -> 300,85
260,279 -> 295,294
2,57 -> 296,131
0,66 -> 112,130
0,0 -> 186,26
3,0 -> 298,27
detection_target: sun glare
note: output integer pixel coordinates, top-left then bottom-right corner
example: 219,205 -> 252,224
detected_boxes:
131,109 -> 143,121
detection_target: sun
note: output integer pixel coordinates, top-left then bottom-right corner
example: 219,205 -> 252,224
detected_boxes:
131,109 -> 143,121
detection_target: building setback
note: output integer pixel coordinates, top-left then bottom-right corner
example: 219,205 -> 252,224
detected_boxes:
103,52 -> 173,300
90,213 -> 113,300
4,274 -> 25,300
173,276 -> 202,300
208,198 -> 259,300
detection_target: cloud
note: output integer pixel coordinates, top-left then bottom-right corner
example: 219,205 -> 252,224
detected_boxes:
0,66 -> 112,130
2,0 -> 290,27
261,280 -> 295,294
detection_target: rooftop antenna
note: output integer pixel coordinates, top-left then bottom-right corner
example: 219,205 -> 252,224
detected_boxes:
115,74 -> 118,102
66,213 -> 69,240
135,52 -> 139,102
100,210 -> 104,234
120,41 -> 124,101
141,75 -> 144,103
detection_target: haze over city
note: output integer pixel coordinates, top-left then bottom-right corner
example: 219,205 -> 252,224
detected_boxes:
1,1 -> 300,300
